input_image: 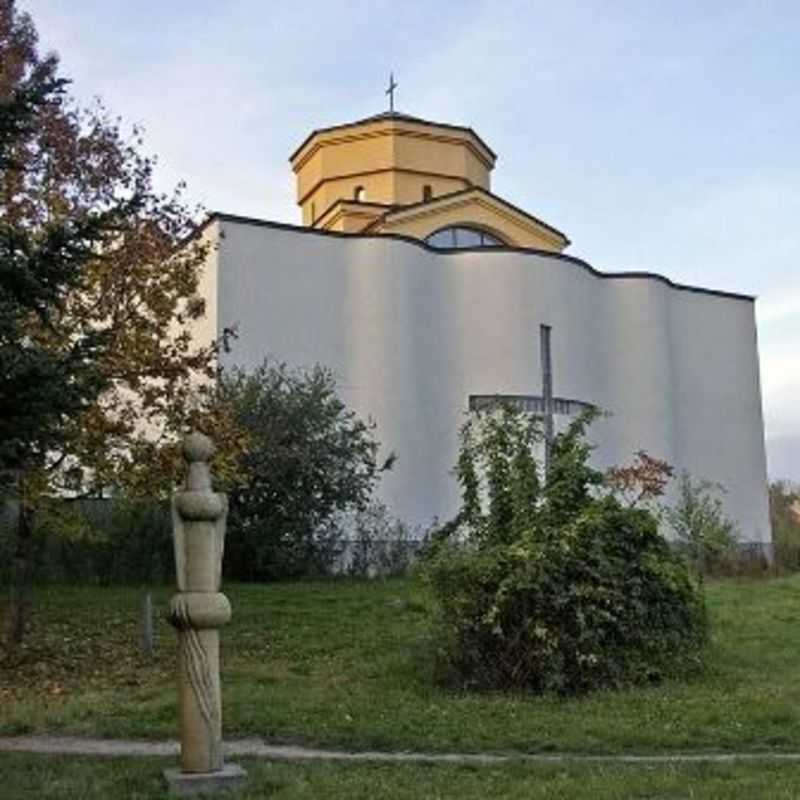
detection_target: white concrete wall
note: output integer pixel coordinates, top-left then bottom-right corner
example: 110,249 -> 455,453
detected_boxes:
193,224 -> 220,354
210,217 -> 771,544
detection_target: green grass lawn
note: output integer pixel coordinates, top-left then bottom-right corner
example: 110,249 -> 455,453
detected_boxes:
2,575 -> 800,755
4,753 -> 800,799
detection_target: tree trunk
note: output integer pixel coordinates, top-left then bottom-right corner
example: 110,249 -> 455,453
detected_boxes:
5,472 -> 34,651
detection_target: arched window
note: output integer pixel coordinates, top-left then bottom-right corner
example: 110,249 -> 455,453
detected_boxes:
353,185 -> 366,202
424,226 -> 505,249
423,184 -> 433,202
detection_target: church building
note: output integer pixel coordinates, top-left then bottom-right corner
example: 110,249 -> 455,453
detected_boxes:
195,107 -> 771,547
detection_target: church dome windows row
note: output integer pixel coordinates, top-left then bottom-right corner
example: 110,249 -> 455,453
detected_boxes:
425,226 -> 505,249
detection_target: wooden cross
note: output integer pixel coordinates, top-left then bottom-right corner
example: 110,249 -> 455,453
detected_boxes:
386,72 -> 398,112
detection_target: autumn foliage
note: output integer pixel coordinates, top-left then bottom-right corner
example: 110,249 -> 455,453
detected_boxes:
605,450 -> 674,507
0,1 -> 242,498
0,0 -> 244,646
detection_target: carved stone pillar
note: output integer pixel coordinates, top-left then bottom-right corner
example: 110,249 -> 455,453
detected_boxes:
163,432 -> 246,795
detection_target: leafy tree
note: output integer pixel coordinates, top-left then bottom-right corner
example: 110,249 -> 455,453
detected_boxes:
424,406 -> 707,694
0,11 -> 114,473
0,1 -> 240,647
220,359 -> 393,580
0,6 -> 126,646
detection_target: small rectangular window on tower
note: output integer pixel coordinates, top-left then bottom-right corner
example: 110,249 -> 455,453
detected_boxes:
423,184 -> 433,201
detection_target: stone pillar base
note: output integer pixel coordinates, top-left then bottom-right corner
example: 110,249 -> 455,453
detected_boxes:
163,763 -> 248,796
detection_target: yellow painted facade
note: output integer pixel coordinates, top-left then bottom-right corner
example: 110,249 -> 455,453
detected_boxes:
373,190 -> 568,251
291,112 -> 569,251
316,201 -> 385,233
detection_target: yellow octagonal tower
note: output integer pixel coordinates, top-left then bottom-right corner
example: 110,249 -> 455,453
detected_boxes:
290,111 -> 570,252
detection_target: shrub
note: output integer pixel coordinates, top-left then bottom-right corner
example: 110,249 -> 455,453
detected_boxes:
771,481 -> 800,571
335,501 -> 422,578
82,498 -> 173,584
605,450 -> 673,508
423,406 -> 707,694
0,495 -> 172,586
280,501 -> 420,578
220,359 -> 394,580
663,472 -> 738,581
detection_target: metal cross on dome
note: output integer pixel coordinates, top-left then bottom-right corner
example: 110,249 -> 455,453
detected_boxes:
386,72 -> 398,112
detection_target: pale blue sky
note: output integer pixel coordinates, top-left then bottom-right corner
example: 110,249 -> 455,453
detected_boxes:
21,0 -> 800,479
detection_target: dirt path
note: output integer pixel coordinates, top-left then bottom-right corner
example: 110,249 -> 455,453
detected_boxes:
3,735 -> 800,765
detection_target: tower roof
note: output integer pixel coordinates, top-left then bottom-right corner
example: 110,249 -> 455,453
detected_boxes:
289,111 -> 497,166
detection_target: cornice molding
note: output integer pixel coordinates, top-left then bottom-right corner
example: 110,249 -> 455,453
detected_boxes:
378,191 -> 567,248
290,112 -> 497,166
291,122 -> 495,173
201,212 -> 756,303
